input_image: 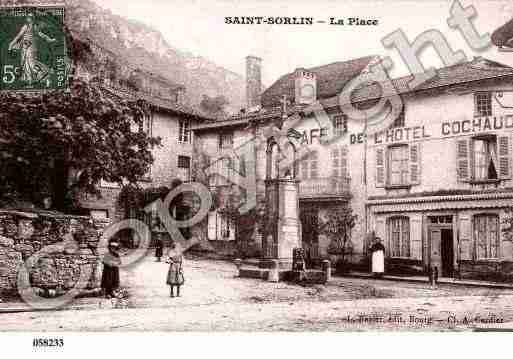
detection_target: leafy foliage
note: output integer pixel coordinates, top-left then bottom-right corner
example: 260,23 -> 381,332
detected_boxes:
320,206 -> 357,257
0,80 -> 161,210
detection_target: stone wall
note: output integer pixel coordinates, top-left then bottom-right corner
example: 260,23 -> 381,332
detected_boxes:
0,209 -> 108,298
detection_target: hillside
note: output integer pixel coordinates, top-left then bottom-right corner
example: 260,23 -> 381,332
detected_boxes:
2,0 -> 245,114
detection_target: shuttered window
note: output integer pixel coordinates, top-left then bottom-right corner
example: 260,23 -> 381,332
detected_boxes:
389,145 -> 408,186
389,216 -> 410,258
376,144 -> 421,188
457,135 -> 510,182
498,135 -> 511,179
409,144 -> 421,184
456,139 -> 471,181
375,148 -> 385,187
474,214 -> 499,260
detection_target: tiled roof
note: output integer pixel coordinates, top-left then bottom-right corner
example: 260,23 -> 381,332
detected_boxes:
135,92 -> 214,121
261,55 -> 377,108
192,118 -> 249,131
101,85 -> 213,121
492,18 -> 513,47
325,57 -> 513,107
193,57 -> 513,131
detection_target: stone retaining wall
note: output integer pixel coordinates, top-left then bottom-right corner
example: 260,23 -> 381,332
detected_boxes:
0,209 -> 109,298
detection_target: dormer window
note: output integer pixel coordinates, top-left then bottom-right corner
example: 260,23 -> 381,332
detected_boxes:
474,92 -> 492,117
332,114 -> 347,137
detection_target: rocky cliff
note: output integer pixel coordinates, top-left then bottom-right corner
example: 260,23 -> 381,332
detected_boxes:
1,0 -> 245,114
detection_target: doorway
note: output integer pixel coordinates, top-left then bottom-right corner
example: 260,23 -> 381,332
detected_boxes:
428,226 -> 454,278
440,229 -> 454,277
299,205 -> 319,266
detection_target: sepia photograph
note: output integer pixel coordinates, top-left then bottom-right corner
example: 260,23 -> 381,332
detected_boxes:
1,0 -> 513,353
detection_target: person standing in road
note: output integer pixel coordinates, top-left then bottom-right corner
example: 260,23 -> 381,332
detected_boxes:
155,234 -> 163,262
101,242 -> 121,298
166,242 -> 184,297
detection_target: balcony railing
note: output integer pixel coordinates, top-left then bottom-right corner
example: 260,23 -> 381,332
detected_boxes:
299,177 -> 351,199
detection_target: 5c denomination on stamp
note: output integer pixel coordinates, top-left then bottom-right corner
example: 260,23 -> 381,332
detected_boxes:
0,6 -> 67,91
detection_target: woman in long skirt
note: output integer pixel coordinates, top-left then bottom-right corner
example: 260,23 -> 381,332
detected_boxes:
101,242 -> 121,297
155,234 -> 163,262
166,243 -> 184,297
369,237 -> 385,278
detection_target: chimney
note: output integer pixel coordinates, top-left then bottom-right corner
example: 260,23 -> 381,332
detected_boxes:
294,68 -> 317,105
246,55 -> 262,110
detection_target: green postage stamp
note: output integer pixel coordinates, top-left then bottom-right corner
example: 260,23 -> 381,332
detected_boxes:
0,6 -> 67,91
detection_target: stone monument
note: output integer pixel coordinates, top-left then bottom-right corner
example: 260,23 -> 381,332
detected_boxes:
260,96 -> 302,270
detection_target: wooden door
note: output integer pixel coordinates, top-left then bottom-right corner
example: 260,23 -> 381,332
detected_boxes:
300,207 -> 319,263
429,227 -> 442,272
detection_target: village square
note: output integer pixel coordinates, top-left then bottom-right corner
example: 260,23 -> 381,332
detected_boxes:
3,0 -> 513,332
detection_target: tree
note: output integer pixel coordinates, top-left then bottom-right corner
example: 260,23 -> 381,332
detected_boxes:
0,80 -> 161,211
319,206 -> 357,272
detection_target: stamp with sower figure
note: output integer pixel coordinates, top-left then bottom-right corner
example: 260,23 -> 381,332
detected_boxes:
0,6 -> 67,91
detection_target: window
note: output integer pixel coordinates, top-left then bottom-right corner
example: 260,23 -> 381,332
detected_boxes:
475,92 -> 492,117
300,151 -> 318,179
144,114 -> 152,136
219,132 -> 234,149
210,157 -> 232,186
220,215 -> 231,239
331,147 -> 348,178
457,135 -> 510,182
177,155 -> 191,181
332,114 -> 347,137
178,119 -> 190,143
207,210 -> 235,241
474,214 -> 499,259
389,216 -> 410,257
376,144 -> 421,188
473,137 -> 498,180
388,145 -> 408,186
238,154 -> 246,176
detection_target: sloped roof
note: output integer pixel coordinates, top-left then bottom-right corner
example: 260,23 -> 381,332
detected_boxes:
330,57 -> 513,106
194,57 -> 513,132
492,18 -> 513,48
192,118 -> 249,131
101,85 -> 214,121
261,55 -> 377,108
135,92 -> 214,121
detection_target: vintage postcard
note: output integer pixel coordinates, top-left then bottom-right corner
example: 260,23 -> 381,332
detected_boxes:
2,0 -> 513,348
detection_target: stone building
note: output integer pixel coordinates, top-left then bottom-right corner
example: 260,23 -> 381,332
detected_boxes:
192,55 -> 377,260
193,55 -> 513,281
71,38 -> 212,223
366,57 -> 513,281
